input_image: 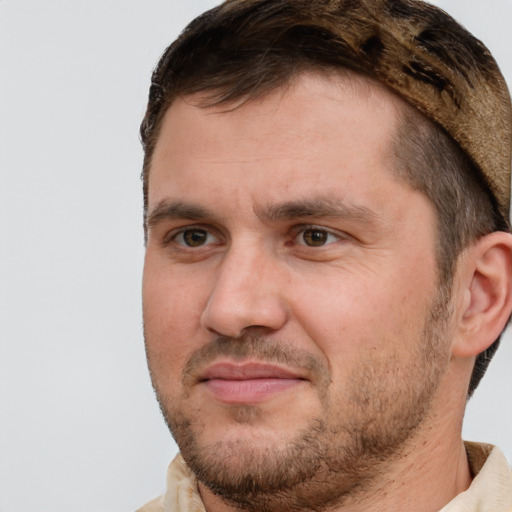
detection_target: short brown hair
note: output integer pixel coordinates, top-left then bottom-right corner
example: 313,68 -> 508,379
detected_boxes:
140,0 -> 511,395
392,108 -> 510,395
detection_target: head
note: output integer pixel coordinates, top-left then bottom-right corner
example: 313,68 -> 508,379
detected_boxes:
141,0 -> 512,509
141,0 -> 511,396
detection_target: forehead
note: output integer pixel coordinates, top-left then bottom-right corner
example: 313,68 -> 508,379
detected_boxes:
147,71 -> 412,216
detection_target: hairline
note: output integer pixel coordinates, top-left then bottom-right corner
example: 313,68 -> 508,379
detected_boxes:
143,68 -> 420,224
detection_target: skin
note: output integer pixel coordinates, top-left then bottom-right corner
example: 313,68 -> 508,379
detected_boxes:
142,72 -> 493,512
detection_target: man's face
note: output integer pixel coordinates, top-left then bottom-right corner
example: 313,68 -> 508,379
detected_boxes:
143,73 -> 452,507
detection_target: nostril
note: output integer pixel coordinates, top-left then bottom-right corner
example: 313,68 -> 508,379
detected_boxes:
202,324 -> 281,344
200,296 -> 288,339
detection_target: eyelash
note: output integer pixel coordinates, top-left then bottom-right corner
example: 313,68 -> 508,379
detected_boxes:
291,224 -> 345,247
163,225 -> 221,248
163,224 -> 347,250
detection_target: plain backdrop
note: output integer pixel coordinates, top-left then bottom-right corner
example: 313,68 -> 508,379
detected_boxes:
0,1 -> 510,511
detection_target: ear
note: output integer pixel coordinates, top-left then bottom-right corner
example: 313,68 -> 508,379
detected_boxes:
451,231 -> 512,358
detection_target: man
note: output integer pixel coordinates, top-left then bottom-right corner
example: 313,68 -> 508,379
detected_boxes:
137,0 -> 512,511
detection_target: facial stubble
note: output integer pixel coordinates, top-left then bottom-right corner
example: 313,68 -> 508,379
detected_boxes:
146,291 -> 451,512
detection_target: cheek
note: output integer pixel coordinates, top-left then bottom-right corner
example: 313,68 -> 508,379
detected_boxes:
143,252 -> 207,333
288,266 -> 435,371
142,259 -> 208,385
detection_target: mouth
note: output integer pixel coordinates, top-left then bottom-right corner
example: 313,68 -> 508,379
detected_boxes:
198,361 -> 307,404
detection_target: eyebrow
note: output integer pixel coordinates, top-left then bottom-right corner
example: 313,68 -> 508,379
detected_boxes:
146,197 -> 380,229
146,201 -> 214,229
258,197 -> 380,226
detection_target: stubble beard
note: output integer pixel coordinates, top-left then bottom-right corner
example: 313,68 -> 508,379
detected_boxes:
148,288 -> 452,512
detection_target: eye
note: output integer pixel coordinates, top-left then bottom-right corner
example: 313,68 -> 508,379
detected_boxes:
172,228 -> 220,248
295,227 -> 342,247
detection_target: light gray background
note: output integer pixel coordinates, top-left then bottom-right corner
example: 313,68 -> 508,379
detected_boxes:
0,1 -> 510,511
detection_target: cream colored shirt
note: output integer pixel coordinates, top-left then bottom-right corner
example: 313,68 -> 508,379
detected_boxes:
137,442 -> 512,512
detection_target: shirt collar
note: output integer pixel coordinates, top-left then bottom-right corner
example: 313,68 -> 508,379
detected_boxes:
439,442 -> 512,512
160,443 -> 512,512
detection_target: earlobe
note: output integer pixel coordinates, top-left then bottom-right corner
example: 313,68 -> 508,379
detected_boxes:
452,232 -> 512,358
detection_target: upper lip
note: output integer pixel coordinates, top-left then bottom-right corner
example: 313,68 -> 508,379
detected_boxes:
199,361 -> 306,381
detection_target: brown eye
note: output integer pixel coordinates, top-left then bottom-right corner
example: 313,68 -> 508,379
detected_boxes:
183,230 -> 207,247
174,229 -> 217,247
302,229 -> 329,246
295,228 -> 341,247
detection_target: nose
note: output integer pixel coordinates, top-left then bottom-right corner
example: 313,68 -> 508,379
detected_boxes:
200,244 -> 289,338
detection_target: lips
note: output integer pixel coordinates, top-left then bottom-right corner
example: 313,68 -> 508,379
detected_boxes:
198,361 -> 306,404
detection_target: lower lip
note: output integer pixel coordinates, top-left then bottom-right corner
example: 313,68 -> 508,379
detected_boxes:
203,378 -> 303,404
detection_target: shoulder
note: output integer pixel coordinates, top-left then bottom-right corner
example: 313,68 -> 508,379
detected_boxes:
135,454 -> 203,512
135,495 -> 165,512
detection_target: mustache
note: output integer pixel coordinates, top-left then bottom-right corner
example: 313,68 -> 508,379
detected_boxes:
182,335 -> 330,385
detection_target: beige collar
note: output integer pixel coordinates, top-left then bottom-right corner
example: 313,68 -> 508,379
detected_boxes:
139,442 -> 512,512
439,442 -> 512,512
